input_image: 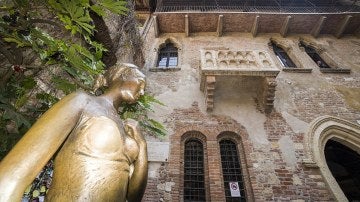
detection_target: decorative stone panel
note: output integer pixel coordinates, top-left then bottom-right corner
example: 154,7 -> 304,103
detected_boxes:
200,49 -> 280,113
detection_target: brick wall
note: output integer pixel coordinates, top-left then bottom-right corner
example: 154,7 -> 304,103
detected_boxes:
155,12 -> 360,35
141,26 -> 360,201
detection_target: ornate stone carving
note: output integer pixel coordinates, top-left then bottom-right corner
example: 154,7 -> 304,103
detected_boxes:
200,49 -> 279,112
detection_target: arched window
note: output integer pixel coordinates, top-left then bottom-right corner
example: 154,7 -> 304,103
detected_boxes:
325,139 -> 360,201
299,41 -> 330,68
271,42 -> 296,68
184,138 -> 206,201
219,139 -> 246,201
158,42 -> 178,68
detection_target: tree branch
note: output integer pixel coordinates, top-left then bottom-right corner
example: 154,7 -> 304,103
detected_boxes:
0,41 -> 16,64
28,19 -> 63,28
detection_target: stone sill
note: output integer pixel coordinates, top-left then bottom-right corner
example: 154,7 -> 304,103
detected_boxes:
320,68 -> 351,74
282,68 -> 312,73
149,67 -> 181,72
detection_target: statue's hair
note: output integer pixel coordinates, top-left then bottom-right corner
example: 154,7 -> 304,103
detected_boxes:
94,63 -> 145,91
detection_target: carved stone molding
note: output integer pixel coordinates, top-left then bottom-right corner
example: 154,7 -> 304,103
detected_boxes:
199,49 -> 280,112
303,116 -> 360,201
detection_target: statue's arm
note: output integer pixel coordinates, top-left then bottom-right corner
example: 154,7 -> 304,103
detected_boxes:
125,119 -> 148,202
0,92 -> 89,201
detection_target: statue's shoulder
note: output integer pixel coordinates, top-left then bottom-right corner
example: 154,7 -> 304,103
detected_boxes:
62,91 -> 92,104
72,90 -> 90,98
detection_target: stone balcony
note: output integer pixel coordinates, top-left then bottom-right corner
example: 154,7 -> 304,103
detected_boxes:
199,49 -> 280,113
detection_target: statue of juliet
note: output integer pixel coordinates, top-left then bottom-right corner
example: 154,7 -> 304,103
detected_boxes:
0,63 -> 148,202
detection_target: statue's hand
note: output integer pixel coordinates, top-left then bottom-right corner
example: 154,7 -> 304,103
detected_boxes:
124,118 -> 145,144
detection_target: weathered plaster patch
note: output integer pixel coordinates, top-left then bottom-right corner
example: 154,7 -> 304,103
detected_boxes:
278,136 -> 297,168
281,111 -> 309,133
212,77 -> 269,145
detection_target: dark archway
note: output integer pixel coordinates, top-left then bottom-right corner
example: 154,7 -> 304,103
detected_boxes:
325,139 -> 360,201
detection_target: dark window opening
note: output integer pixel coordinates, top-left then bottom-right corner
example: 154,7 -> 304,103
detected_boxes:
299,42 -> 330,68
158,43 -> 178,68
220,139 -> 246,202
325,139 -> 360,201
271,42 -> 296,68
184,139 -> 206,202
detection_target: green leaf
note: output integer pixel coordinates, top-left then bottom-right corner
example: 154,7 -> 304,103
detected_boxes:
90,5 -> 106,16
21,77 -> 36,90
1,104 -> 31,129
36,92 -> 59,105
3,37 -> 27,47
52,77 -> 77,94
98,0 -> 128,15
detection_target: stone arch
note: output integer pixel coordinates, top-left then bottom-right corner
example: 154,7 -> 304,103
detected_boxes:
303,116 -> 360,201
268,37 -> 303,69
299,38 -> 325,54
181,130 -> 207,143
269,38 -> 292,52
158,37 -> 182,51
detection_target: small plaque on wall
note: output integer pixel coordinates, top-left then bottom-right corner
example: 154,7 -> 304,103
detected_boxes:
147,142 -> 169,162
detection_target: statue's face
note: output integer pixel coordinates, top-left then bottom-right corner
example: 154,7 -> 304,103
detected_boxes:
120,76 -> 145,103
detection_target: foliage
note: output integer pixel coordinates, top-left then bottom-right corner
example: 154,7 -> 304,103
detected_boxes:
0,0 -> 166,161
0,0 -> 129,160
120,94 -> 167,137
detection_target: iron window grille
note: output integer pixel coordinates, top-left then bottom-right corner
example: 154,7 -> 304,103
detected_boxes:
271,42 -> 296,68
220,139 -> 246,202
299,42 -> 330,68
184,139 -> 206,202
158,43 -> 178,68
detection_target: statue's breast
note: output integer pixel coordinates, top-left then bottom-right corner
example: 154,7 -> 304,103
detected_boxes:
48,115 -> 134,200
80,116 -> 125,159
65,115 -> 135,163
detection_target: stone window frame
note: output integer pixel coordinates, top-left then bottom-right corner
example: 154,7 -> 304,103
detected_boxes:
303,115 -> 360,201
299,38 -> 351,74
217,131 -> 254,202
180,131 -> 210,202
268,38 -> 312,73
150,38 -> 182,72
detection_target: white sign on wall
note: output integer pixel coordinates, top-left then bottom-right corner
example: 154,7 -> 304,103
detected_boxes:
229,182 -> 241,197
147,142 -> 169,162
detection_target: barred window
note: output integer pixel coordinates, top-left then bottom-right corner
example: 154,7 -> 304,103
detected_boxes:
158,43 -> 178,68
299,42 -> 330,68
271,42 -> 296,68
184,139 -> 206,202
220,139 -> 246,202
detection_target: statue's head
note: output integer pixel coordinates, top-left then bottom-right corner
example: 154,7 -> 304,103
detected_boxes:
95,63 -> 146,103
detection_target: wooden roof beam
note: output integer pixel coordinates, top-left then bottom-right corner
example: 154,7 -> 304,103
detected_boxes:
217,15 -> 224,37
153,15 -> 159,38
336,15 -> 352,38
311,16 -> 327,38
252,15 -> 260,37
185,15 -> 189,37
280,15 -> 291,37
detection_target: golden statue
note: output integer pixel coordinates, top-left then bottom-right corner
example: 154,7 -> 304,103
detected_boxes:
0,63 -> 148,202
